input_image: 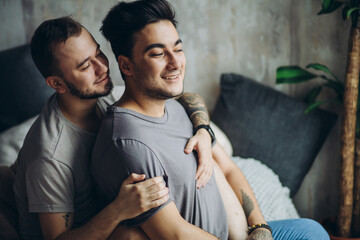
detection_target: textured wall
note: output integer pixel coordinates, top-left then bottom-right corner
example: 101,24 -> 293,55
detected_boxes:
0,0 -> 351,221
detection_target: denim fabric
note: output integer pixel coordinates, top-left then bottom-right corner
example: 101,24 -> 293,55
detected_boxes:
268,218 -> 330,240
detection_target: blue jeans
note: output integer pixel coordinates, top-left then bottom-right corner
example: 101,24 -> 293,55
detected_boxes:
268,218 -> 330,240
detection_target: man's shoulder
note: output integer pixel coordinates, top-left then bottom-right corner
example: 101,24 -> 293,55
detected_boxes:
20,95 -> 90,164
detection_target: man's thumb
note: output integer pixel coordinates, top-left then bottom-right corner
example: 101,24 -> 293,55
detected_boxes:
184,138 -> 196,154
124,173 -> 146,184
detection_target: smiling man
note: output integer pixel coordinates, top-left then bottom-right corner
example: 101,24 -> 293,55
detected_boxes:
13,16 -> 215,240
91,1 -> 331,240
91,1 -> 230,239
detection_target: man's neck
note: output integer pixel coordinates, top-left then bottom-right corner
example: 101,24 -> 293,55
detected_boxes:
56,93 -> 101,132
116,88 -> 166,118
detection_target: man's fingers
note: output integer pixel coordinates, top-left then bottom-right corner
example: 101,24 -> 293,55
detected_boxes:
195,164 -> 204,179
196,159 -> 213,188
184,138 -> 196,154
124,173 -> 146,185
149,193 -> 170,209
197,170 -> 209,188
148,187 -> 169,202
138,176 -> 164,189
145,181 -> 166,193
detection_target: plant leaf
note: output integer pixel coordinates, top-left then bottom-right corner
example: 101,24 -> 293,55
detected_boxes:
318,0 -> 343,15
306,63 -> 342,82
276,66 -> 318,84
304,99 -> 328,114
305,86 -> 323,104
347,7 -> 360,18
306,63 -> 331,73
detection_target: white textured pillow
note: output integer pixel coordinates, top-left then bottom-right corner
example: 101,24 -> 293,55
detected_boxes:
210,121 -> 233,157
0,116 -> 37,166
232,156 -> 300,221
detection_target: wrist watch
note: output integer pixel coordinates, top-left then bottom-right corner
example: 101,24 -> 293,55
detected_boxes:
194,124 -> 216,144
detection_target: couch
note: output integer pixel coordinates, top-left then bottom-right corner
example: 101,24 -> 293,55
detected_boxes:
0,44 -> 337,239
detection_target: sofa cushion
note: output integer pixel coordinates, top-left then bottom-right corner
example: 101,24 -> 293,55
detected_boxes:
0,44 -> 54,133
0,165 -> 19,240
211,73 -> 337,197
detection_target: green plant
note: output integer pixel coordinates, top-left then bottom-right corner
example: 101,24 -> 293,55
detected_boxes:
277,61 -> 360,238
276,64 -> 344,114
276,0 -> 360,237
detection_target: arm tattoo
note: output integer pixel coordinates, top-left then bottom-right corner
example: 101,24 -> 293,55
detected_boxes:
241,190 -> 254,219
62,212 -> 71,227
177,93 -> 210,128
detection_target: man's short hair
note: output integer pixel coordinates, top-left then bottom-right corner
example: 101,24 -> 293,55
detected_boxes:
101,0 -> 177,61
31,16 -> 83,78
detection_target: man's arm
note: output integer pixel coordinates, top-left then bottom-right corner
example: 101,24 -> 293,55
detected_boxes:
140,202 -> 220,240
176,93 -> 209,128
212,143 -> 273,240
39,174 -> 169,240
177,93 -> 213,188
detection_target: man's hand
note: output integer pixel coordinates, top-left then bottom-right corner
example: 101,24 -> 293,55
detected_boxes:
246,228 -> 273,240
114,174 -> 170,220
184,128 -> 213,188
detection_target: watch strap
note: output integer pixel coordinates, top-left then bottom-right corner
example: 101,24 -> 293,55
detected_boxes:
194,124 -> 216,144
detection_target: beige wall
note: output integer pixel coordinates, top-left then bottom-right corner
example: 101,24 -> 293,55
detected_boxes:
0,0 -> 350,221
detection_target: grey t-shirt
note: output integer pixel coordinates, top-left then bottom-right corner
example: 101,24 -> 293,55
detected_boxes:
91,99 -> 228,239
13,88 -> 123,240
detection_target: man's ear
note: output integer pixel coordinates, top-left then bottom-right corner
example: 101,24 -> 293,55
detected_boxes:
46,76 -> 67,94
118,55 -> 133,76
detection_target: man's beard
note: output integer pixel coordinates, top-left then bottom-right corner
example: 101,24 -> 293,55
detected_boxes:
142,87 -> 184,100
64,78 -> 114,99
132,67 -> 185,100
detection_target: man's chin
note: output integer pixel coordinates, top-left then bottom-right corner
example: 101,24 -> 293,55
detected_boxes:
78,82 -> 114,100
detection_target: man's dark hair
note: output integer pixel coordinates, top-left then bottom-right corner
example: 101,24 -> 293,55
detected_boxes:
101,0 -> 177,61
31,16 -> 83,78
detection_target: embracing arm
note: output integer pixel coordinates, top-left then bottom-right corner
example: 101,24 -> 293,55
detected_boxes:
212,143 -> 273,240
176,93 -> 209,128
39,174 -> 169,240
177,93 -> 213,188
140,202 -> 219,240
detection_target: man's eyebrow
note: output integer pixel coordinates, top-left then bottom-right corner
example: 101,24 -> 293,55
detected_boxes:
76,44 -> 100,69
143,39 -> 182,53
174,39 -> 182,46
143,43 -> 165,53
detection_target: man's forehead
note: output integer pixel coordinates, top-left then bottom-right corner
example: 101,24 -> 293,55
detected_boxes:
54,30 -> 97,57
134,20 -> 180,47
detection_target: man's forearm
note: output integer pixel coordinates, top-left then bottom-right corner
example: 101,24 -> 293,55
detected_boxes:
140,202 -> 220,240
55,201 -> 126,240
226,165 -> 266,225
212,143 -> 266,226
177,93 -> 209,128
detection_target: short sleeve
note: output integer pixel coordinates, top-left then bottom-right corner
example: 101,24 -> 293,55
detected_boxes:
97,139 -> 173,226
26,158 -> 74,213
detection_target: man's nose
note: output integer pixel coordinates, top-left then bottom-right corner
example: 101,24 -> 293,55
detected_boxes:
167,52 -> 181,70
94,58 -> 108,75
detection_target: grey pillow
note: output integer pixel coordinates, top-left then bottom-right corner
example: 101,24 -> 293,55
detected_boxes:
211,73 -> 337,197
0,44 -> 54,133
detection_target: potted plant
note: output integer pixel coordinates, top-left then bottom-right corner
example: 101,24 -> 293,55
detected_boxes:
275,2 -> 360,238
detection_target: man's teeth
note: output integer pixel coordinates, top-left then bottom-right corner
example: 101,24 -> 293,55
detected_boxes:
164,75 -> 178,80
